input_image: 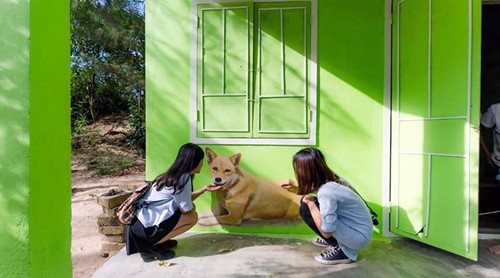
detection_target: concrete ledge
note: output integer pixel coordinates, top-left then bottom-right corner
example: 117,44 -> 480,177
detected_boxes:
92,233 -> 500,278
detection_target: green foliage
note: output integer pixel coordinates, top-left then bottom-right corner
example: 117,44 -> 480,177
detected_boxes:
126,97 -> 145,151
87,149 -> 137,176
71,0 -> 145,150
72,131 -> 102,149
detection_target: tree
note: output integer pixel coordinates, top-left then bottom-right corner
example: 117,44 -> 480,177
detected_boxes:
71,0 -> 145,150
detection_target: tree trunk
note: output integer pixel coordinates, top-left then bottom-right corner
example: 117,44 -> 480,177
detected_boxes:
87,73 -> 97,123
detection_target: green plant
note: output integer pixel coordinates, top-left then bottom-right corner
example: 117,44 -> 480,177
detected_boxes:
87,150 -> 136,176
72,115 -> 88,134
126,96 -> 145,153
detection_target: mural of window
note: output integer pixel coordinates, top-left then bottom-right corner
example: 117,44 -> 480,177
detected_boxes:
191,1 -> 316,145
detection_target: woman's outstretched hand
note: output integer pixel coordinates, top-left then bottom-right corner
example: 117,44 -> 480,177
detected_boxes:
203,184 -> 223,192
279,179 -> 298,193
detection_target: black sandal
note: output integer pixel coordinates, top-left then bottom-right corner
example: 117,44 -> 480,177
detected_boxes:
149,246 -> 176,261
156,239 -> 178,249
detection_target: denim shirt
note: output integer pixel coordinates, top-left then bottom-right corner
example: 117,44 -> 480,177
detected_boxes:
317,181 -> 373,260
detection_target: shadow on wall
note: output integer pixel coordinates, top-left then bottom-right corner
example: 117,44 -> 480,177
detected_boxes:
145,1 -> 195,178
0,0 -> 30,268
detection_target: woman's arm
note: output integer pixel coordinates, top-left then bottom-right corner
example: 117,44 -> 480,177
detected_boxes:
279,179 -> 299,193
191,184 -> 223,201
304,195 -> 332,238
480,125 -> 495,167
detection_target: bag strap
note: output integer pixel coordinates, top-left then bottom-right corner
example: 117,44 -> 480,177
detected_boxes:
136,181 -> 165,209
338,181 -> 378,218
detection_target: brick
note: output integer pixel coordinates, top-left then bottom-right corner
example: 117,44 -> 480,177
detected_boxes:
97,213 -> 122,227
102,206 -> 119,216
95,189 -> 132,209
98,225 -> 126,235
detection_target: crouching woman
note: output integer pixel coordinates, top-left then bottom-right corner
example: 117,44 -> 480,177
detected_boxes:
126,143 -> 221,262
290,147 -> 373,265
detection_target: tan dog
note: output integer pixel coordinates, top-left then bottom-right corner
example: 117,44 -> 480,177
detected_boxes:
198,148 -> 302,226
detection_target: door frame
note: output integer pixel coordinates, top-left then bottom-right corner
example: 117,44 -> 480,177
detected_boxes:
382,0 -> 395,238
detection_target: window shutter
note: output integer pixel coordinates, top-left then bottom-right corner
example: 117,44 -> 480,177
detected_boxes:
197,4 -> 252,138
193,1 -> 315,144
254,3 -> 310,138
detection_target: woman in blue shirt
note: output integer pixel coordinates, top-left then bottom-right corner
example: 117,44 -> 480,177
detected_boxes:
283,147 -> 373,265
126,143 -> 221,262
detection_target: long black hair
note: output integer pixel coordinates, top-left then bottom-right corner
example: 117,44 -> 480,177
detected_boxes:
153,143 -> 205,194
292,147 -> 342,195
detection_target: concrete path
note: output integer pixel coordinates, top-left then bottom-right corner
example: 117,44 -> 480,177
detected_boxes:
93,233 -> 500,278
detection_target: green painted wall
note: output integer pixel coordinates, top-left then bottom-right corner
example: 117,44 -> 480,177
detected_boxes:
146,0 -> 386,234
0,1 -> 72,277
0,1 -> 31,276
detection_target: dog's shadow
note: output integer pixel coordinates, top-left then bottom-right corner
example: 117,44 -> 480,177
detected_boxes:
174,233 -> 311,258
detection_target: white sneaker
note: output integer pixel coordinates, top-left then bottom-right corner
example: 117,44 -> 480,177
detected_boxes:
314,245 -> 352,265
311,237 -> 329,248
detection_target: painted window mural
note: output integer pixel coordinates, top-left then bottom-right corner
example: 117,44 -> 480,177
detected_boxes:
192,1 -> 316,145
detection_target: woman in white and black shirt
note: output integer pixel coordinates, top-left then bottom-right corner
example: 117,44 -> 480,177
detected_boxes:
126,143 -> 221,262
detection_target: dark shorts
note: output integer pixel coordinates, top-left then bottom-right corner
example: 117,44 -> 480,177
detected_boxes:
126,210 -> 182,254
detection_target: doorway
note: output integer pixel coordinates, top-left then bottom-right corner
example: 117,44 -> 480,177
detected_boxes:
479,2 -> 500,234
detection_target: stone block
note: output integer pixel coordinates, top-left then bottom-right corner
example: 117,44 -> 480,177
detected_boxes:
98,225 -> 126,236
97,213 -> 122,227
96,188 -> 132,209
102,206 -> 119,216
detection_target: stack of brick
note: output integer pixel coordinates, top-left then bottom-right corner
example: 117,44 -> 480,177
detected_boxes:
95,188 -> 132,257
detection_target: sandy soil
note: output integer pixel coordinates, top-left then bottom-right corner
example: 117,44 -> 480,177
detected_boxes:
71,115 -> 145,278
71,162 -> 145,278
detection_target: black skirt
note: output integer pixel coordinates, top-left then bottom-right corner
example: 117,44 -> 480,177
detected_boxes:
126,209 -> 182,255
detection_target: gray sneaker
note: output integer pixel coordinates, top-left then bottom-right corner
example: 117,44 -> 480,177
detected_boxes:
311,237 -> 329,248
314,245 -> 352,265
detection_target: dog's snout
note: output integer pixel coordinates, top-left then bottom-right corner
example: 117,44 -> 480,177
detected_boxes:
215,177 -> 222,183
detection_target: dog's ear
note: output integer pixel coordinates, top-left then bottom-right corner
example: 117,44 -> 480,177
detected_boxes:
230,153 -> 242,166
206,148 -> 217,164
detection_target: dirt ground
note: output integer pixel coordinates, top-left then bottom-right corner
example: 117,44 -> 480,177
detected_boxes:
71,116 -> 146,278
71,160 -> 145,278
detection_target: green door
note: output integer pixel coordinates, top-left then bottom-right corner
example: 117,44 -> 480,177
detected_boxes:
391,0 -> 481,260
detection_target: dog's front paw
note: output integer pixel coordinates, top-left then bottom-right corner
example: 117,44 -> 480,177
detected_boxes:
214,216 -> 242,226
197,216 -> 221,226
198,210 -> 216,220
